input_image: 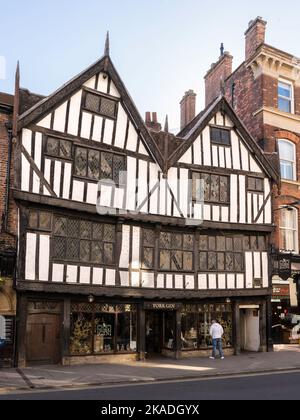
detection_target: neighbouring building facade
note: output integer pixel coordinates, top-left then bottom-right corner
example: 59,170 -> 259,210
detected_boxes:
0,92 -> 17,366
12,38 -> 279,367
205,16 -> 300,344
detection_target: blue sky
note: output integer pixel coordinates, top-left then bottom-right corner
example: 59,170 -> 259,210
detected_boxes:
0,0 -> 299,131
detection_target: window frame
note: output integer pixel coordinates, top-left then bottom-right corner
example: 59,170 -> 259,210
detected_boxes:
69,303 -> 137,356
82,89 -> 119,120
279,206 -> 299,254
73,146 -> 127,186
158,231 -> 194,273
210,126 -> 232,147
199,234 -> 245,273
51,215 -> 117,267
192,172 -> 230,205
45,136 -> 73,161
278,79 -> 294,114
278,139 -> 296,181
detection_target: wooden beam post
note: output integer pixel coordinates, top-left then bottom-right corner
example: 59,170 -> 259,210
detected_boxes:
233,301 -> 241,355
15,293 -> 27,368
259,299 -> 267,352
266,296 -> 274,352
138,304 -> 145,361
62,299 -> 71,359
175,309 -> 182,360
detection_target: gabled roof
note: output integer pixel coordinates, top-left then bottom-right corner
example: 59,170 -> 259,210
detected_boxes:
16,53 -> 279,182
167,95 -> 280,182
18,55 -> 165,171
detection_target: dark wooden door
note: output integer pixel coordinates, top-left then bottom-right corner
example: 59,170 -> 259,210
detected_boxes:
145,312 -> 163,354
26,314 -> 61,365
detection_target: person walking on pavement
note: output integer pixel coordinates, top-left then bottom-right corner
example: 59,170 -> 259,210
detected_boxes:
209,319 -> 225,360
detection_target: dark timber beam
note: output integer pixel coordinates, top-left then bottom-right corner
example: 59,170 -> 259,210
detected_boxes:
13,189 -> 275,232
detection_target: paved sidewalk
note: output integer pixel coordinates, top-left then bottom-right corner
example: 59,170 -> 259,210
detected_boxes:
1,345 -> 300,393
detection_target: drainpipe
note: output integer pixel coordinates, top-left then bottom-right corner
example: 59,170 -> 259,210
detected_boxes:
2,122 -> 13,233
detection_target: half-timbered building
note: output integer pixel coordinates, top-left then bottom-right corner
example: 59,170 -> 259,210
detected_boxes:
14,39 -> 279,366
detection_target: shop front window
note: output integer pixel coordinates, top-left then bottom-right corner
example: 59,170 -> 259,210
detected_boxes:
94,311 -> 115,353
116,305 -> 137,353
182,311 -> 198,350
181,304 -> 233,350
70,303 -> 137,355
70,308 -> 93,355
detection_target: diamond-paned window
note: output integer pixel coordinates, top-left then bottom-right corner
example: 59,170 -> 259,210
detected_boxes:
47,137 -> 72,159
88,150 -> 100,180
100,98 -> 116,117
74,148 -> 88,177
84,91 -> 117,119
85,93 -> 101,113
47,137 -> 59,156
199,234 -> 245,273
192,172 -> 229,204
74,147 -> 126,185
52,215 -> 116,265
159,231 -> 194,272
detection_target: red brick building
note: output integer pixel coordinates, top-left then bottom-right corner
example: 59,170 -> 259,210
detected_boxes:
204,17 -> 300,344
0,92 -> 17,365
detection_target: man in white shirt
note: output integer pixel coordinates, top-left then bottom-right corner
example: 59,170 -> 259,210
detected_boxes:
209,319 -> 224,360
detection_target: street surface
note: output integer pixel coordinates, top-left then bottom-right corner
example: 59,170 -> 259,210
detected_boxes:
1,371 -> 300,400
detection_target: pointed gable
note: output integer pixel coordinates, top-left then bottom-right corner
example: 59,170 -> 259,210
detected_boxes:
167,96 -> 279,183
18,56 -> 164,170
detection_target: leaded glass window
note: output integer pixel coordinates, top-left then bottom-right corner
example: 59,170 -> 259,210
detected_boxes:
46,137 -> 72,159
84,91 -> 117,119
192,172 -> 229,204
52,215 -> 116,265
74,147 -> 126,184
142,229 -> 156,269
28,210 -> 52,231
199,234 -> 244,272
74,147 -> 88,177
159,231 -> 194,272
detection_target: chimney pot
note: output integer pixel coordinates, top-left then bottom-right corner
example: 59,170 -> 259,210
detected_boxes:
180,90 -> 196,130
245,17 -> 267,60
145,112 -> 162,132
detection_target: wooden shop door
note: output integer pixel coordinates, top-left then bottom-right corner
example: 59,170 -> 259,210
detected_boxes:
26,314 -> 61,365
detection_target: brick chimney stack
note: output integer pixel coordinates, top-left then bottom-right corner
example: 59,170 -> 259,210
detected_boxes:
145,112 -> 162,132
245,17 -> 267,61
180,90 -> 196,130
204,50 -> 233,107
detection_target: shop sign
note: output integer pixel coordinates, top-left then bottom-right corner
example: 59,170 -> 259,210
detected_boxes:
272,285 -> 290,297
144,302 -> 181,311
272,252 -> 292,281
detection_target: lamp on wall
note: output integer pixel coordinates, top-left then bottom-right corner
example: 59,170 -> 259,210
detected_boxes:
88,295 -> 95,304
226,298 -> 231,304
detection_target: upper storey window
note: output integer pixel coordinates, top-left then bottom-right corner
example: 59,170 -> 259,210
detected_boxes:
83,91 -> 118,119
210,127 -> 231,146
279,207 -> 298,254
278,139 -> 296,181
74,147 -> 126,185
278,80 -> 294,114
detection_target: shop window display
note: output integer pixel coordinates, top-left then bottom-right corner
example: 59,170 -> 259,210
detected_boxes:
70,303 -> 137,355
181,304 -> 232,350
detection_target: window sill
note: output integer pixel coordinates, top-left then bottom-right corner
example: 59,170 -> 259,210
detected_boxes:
281,178 -> 299,186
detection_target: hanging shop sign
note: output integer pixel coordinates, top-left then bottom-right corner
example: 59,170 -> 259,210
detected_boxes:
272,252 -> 292,281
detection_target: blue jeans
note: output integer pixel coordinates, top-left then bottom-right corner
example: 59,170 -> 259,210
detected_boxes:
212,338 -> 224,358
